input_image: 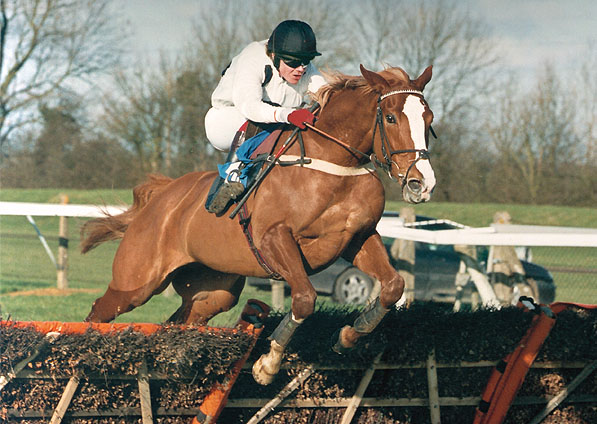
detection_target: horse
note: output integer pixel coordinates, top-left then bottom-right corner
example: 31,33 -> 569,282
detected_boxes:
80,64 -> 436,385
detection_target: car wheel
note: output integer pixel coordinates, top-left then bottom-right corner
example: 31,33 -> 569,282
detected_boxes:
525,278 -> 555,304
333,268 -> 373,305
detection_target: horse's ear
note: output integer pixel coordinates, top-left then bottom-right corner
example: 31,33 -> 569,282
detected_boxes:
360,64 -> 391,93
413,65 -> 433,91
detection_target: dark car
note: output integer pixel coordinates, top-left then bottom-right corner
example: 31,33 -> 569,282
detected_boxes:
246,214 -> 556,305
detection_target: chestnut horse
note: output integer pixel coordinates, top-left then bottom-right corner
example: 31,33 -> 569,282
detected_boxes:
81,65 -> 435,384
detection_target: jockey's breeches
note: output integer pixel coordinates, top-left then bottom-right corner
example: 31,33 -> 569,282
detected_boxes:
204,106 -> 247,151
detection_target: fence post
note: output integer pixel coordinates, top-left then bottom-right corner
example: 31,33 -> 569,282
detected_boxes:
57,194 -> 69,290
392,207 -> 415,304
489,211 -> 525,304
271,280 -> 285,312
426,348 -> 441,424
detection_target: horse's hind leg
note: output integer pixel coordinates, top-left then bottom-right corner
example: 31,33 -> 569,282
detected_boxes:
86,229 -> 186,323
86,284 -> 154,322
168,263 -> 245,325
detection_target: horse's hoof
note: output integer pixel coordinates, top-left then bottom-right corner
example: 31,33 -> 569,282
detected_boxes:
331,327 -> 354,355
252,355 -> 276,386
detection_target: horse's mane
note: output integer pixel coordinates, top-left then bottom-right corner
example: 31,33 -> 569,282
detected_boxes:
313,66 -> 411,109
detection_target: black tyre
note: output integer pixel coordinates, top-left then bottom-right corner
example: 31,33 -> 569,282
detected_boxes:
333,268 -> 374,305
527,278 -> 556,304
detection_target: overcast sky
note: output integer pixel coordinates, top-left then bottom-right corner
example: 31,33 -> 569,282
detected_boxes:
120,0 -> 596,75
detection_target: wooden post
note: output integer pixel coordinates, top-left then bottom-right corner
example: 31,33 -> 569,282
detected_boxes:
138,360 -> 154,424
426,349 -> 441,424
528,359 -> 597,424
489,211 -> 525,304
246,366 -> 314,424
271,280 -> 285,312
340,351 -> 384,424
50,375 -> 80,424
57,194 -> 69,290
391,207 -> 415,304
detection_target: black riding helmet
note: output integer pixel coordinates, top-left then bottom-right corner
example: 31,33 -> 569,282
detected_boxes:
267,20 -> 321,68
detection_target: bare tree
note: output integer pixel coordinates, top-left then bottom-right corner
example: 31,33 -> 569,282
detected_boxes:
576,42 -> 596,164
102,55 -> 183,174
349,0 -> 501,201
350,0 -> 499,116
486,65 -> 581,204
0,0 -> 125,152
572,43 -> 597,205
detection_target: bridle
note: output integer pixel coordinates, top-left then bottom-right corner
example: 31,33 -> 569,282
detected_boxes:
304,89 -> 434,187
373,89 -> 432,185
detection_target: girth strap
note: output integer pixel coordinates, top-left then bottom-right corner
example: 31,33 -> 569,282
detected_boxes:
238,203 -> 282,280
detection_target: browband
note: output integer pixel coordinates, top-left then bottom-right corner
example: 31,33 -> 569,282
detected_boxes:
379,89 -> 423,101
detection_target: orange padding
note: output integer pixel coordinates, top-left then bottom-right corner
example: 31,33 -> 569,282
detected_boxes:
483,311 -> 555,424
194,299 -> 271,424
1,320 -> 235,336
474,301 -> 597,424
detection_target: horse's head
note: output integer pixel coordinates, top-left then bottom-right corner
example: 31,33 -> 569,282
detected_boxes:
360,65 -> 436,204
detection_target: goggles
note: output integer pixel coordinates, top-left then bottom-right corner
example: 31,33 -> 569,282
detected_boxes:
279,55 -> 312,68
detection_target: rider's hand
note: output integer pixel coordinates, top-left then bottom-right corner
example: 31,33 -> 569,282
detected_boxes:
287,109 -> 315,129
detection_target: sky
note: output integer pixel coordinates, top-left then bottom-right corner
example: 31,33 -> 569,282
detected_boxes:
119,0 -> 596,77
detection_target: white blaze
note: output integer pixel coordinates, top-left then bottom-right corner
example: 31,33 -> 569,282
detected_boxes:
402,96 -> 436,191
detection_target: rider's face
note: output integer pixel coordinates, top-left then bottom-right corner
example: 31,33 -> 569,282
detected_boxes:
278,59 -> 306,85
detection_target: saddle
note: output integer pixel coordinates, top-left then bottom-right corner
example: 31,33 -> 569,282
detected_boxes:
245,121 -> 284,160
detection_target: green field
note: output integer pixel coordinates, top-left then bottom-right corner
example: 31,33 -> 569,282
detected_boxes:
1,188 -> 595,325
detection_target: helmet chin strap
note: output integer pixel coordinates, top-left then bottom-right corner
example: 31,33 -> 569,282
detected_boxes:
272,55 -> 281,71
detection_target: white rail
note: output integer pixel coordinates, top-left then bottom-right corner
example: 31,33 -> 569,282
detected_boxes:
1,202 -> 596,247
0,202 -> 126,218
376,217 -> 597,247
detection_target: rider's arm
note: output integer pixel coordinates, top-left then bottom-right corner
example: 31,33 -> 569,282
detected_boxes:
232,47 -> 287,124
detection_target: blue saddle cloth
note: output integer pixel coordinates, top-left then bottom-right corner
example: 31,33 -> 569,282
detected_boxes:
217,130 -> 271,187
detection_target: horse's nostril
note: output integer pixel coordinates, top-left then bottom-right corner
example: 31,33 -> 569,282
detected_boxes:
407,179 -> 422,194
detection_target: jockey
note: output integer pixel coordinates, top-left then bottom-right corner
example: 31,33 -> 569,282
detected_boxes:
204,20 -> 327,214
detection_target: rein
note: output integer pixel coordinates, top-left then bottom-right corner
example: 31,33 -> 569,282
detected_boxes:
305,89 -> 432,186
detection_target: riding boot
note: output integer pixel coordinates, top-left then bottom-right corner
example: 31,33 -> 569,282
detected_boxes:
206,178 -> 245,214
205,127 -> 247,214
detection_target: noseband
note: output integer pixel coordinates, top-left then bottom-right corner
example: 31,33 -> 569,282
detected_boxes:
372,89 -> 431,186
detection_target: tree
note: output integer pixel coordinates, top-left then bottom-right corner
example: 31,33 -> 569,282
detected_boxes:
0,0 -> 125,153
486,65 -> 582,204
349,0 -> 501,202
100,0 -> 350,177
1,97 -> 140,188
574,43 -> 597,205
101,54 -> 216,176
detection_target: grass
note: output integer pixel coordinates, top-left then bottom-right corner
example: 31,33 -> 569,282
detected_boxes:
1,189 -> 595,324
387,200 -> 597,229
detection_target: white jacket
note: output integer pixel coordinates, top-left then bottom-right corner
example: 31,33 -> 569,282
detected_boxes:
211,40 -> 326,124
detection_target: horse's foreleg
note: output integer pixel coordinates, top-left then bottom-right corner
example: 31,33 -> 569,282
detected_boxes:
334,231 -> 404,353
251,224 -> 316,385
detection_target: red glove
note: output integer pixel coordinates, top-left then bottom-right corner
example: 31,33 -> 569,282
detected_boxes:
287,109 -> 315,129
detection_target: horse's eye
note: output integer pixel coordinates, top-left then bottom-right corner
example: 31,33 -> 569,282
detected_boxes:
385,114 -> 396,124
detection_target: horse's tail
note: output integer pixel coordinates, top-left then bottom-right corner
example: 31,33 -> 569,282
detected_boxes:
80,174 -> 174,253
